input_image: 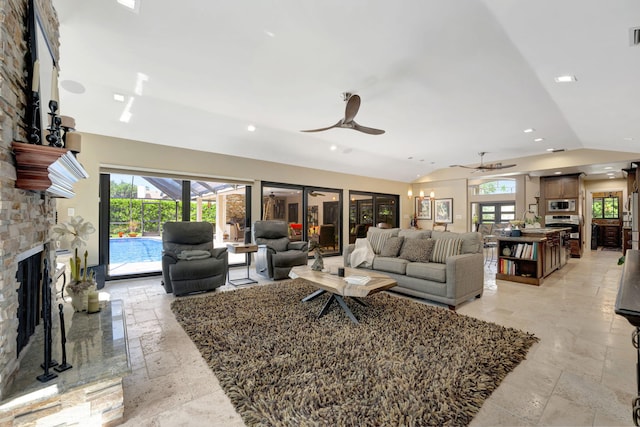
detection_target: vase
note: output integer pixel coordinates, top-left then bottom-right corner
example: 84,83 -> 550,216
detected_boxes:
70,289 -> 88,312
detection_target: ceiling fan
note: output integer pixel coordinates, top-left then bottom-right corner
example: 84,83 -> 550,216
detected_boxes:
450,152 -> 516,172
300,93 -> 385,135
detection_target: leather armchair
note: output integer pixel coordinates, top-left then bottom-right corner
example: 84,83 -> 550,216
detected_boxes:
253,220 -> 308,280
161,221 -> 228,296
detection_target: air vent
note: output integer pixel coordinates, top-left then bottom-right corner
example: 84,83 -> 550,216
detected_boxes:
551,148 -> 566,153
631,27 -> 640,46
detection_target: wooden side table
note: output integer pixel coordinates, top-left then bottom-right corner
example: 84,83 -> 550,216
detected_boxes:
226,243 -> 258,286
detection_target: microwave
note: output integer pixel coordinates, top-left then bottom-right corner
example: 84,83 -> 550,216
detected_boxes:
547,199 -> 576,212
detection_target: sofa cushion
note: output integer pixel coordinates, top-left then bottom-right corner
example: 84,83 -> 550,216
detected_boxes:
380,236 -> 404,257
431,231 -> 482,254
398,238 -> 435,263
398,229 -> 431,240
406,262 -> 447,283
372,257 -> 409,275
367,227 -> 399,254
430,238 -> 462,263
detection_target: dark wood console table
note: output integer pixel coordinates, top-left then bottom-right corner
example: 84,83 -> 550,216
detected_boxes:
615,249 -> 640,425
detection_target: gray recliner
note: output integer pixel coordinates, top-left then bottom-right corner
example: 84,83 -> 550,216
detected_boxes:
253,220 -> 309,280
161,221 -> 228,296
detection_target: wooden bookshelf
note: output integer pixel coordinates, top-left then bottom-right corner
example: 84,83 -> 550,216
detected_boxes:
496,237 -> 545,286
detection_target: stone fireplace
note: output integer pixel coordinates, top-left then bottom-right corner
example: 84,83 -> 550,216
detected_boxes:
0,0 -> 59,400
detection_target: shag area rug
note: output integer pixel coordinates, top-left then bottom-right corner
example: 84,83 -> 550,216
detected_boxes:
171,279 -> 538,427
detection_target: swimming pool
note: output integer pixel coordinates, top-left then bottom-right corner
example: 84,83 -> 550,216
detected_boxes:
110,237 -> 162,263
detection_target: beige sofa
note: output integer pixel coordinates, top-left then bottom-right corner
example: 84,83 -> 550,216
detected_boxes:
344,228 -> 484,309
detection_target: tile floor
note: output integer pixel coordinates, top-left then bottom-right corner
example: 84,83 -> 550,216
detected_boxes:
101,249 -> 636,426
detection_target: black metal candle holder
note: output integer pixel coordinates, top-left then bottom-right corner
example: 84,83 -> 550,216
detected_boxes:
37,259 -> 58,383
54,303 -> 72,372
28,91 -> 41,144
45,99 -> 63,148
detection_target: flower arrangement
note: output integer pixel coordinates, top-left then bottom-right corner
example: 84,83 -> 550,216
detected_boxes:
52,216 -> 96,296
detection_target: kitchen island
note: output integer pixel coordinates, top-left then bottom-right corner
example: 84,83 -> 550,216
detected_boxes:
496,227 -> 571,286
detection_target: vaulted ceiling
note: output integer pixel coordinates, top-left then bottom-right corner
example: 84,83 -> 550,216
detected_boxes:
52,0 -> 640,182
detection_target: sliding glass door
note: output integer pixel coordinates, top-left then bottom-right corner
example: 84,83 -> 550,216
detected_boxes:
348,191 -> 399,243
99,173 -> 250,279
262,183 -> 343,256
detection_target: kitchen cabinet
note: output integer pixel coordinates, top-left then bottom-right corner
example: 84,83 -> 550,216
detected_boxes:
541,174 -> 580,200
623,227 -> 632,254
601,225 -> 621,248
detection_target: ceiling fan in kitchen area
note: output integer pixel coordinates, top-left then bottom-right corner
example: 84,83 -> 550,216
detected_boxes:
449,152 -> 516,172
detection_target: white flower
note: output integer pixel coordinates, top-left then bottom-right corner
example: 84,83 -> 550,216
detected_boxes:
52,216 -> 95,250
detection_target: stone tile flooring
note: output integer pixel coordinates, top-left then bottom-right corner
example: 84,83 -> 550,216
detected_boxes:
102,249 -> 635,426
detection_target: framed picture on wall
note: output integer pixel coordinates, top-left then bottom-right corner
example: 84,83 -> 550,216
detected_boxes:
415,197 -> 432,220
434,198 -> 453,223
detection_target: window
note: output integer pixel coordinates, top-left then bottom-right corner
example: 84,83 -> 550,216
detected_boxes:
592,196 -> 619,219
477,180 -> 516,195
479,203 -> 516,223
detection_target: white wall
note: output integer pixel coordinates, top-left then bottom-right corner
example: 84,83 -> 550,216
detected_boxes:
57,133 -> 409,264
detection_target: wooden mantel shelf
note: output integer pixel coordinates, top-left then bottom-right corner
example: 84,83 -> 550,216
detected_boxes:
12,142 -> 88,198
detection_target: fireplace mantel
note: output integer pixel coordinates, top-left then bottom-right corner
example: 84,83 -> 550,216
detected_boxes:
12,142 -> 88,198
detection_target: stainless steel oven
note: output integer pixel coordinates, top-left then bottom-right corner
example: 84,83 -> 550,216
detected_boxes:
544,215 -> 580,238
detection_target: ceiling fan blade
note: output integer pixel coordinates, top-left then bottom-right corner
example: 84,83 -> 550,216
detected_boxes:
300,120 -> 343,133
352,121 -> 385,135
344,94 -> 361,123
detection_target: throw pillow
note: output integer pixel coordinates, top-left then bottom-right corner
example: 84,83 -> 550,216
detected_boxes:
380,236 -> 405,257
367,228 -> 398,254
430,238 -> 463,263
398,238 -> 435,263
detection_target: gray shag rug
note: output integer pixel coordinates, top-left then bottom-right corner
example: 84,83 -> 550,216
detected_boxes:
171,279 -> 538,427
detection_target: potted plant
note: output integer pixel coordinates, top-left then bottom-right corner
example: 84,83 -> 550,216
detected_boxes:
128,220 -> 139,237
52,216 -> 97,311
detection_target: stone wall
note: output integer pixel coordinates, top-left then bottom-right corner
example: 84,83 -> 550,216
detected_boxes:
225,194 -> 245,223
0,0 -> 59,399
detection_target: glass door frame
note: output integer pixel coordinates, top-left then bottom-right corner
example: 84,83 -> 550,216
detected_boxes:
261,182 -> 343,256
99,173 -> 252,281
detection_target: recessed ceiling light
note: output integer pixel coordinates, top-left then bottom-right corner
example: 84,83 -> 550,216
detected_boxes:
523,128 -> 535,133
554,75 -> 577,83
604,166 -> 613,170
609,176 -> 616,179
264,30 -> 276,38
554,171 -> 562,175
546,148 -> 555,152
247,124 -> 256,132
624,137 -> 634,141
113,93 -> 125,102
534,138 -> 545,142
330,144 -> 337,151
607,172 -> 615,175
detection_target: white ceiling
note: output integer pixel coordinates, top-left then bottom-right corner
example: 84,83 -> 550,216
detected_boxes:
51,0 -> 640,183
